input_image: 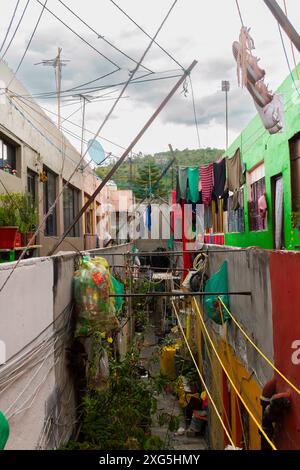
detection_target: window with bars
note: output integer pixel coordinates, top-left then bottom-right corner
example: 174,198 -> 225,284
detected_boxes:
0,137 -> 17,173
63,183 -> 80,237
27,169 -> 37,202
248,163 -> 267,232
43,167 -> 57,236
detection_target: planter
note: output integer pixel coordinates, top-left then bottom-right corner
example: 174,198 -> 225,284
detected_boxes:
21,231 -> 36,247
14,231 -> 21,248
0,227 -> 18,249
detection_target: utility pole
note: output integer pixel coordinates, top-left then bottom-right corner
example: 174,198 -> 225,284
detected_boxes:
263,0 -> 300,53
48,59 -> 198,255
35,47 -> 70,131
222,80 -> 230,150
77,93 -> 92,158
129,152 -> 133,187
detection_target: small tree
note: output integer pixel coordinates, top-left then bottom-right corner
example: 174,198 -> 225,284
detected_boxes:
134,160 -> 166,200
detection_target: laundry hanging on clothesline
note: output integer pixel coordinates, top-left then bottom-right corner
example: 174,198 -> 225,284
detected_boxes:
225,148 -> 245,211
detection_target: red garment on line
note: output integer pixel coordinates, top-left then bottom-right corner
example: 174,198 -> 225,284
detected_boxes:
199,163 -> 214,206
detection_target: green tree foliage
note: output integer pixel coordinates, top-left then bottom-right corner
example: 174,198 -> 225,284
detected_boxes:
96,147 -> 223,201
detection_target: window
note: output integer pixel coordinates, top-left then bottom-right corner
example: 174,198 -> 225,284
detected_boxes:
289,133 -> 300,213
63,183 -> 80,237
27,169 -> 37,201
0,137 -> 17,173
227,188 -> 245,233
84,194 -> 94,234
248,163 -> 267,232
43,167 -> 57,236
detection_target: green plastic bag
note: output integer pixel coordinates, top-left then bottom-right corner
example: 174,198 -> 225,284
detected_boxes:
0,411 -> 9,450
111,275 -> 124,312
204,261 -> 230,325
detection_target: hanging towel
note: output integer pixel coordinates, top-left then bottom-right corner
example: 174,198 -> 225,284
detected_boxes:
213,158 -> 228,213
213,159 -> 226,198
176,170 -> 181,203
199,163 -> 214,206
225,148 -> 245,210
187,167 -> 200,203
178,168 -> 188,200
145,204 -> 151,231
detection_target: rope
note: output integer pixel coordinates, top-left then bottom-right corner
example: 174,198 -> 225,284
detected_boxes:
196,307 -> 234,440
235,0 -> 245,27
218,297 -> 300,397
218,304 -> 248,449
192,297 -> 277,450
171,300 -> 236,447
283,0 -> 300,81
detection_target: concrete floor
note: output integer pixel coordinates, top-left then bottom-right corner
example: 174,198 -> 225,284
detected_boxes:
139,327 -> 207,451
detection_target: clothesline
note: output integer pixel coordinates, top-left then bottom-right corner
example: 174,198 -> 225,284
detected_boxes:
175,148 -> 244,212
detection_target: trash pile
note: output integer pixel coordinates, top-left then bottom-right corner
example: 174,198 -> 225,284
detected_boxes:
73,256 -> 124,390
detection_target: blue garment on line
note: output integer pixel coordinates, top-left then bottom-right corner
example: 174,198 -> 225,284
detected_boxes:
145,205 -> 151,231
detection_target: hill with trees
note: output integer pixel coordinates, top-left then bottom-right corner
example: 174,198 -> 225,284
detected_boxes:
96,147 -> 223,200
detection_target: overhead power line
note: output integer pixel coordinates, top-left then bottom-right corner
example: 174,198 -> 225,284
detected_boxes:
35,0 -> 121,70
0,0 -> 182,293
0,0 -> 30,62
57,0 -> 154,74
8,90 -> 140,155
7,0 -> 49,89
0,0 -> 21,54
110,0 -> 185,71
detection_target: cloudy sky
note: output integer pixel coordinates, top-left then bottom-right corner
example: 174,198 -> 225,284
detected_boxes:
0,0 -> 300,158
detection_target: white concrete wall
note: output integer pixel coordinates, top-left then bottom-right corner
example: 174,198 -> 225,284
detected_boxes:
0,243 -> 133,449
0,257 -> 56,449
0,61 -> 133,255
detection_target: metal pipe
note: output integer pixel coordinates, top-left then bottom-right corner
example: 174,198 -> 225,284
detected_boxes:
263,0 -> 300,53
92,248 -> 250,256
48,59 -> 198,255
109,291 -> 251,297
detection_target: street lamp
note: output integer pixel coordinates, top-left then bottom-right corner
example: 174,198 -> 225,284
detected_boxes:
222,80 -> 230,150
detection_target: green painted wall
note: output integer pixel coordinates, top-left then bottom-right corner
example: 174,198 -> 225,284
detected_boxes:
224,66 -> 300,250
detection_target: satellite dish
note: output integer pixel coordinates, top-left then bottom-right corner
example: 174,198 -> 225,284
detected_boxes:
87,139 -> 105,165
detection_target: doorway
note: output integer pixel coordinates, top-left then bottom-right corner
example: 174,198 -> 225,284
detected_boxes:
271,174 -> 285,249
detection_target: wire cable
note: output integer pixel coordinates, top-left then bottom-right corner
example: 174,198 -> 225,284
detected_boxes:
218,297 -> 300,397
235,0 -> 245,27
283,0 -> 300,80
0,0 -> 21,54
6,0 -> 49,90
0,0 -> 30,62
189,76 -> 201,149
0,0 -> 180,294
277,22 -> 300,96
57,0 -> 154,74
110,0 -> 185,72
35,0 -> 120,70
192,297 -> 277,450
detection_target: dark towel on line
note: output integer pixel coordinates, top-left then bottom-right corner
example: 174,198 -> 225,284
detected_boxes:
225,148 -> 245,210
178,167 -> 188,200
213,159 -> 226,198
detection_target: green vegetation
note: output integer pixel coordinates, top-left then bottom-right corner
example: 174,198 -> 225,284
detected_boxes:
64,343 -> 168,450
96,147 -> 223,200
0,192 -> 37,230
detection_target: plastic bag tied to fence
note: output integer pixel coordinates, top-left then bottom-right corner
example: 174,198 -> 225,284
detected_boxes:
74,256 -> 121,336
204,260 -> 230,325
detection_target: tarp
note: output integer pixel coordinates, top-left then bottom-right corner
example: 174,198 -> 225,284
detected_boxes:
204,261 -> 230,324
0,411 -> 9,450
111,275 -> 124,312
